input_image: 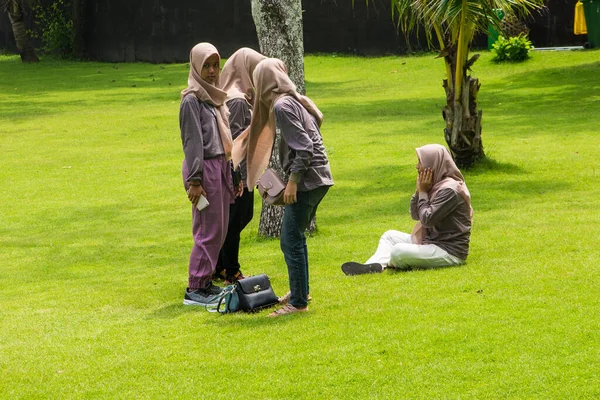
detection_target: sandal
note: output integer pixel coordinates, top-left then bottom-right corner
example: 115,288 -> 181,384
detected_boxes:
212,269 -> 227,282
268,304 -> 308,317
225,271 -> 246,285
278,291 -> 312,304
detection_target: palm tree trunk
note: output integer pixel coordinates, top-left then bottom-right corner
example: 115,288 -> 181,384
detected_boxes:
6,0 -> 39,63
440,24 -> 484,168
442,73 -> 484,168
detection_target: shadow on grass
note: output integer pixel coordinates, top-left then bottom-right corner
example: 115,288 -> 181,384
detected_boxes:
320,97 -> 444,126
0,57 -> 186,102
466,156 -> 525,176
480,61 -> 600,130
147,303 -> 299,326
324,160 -> 570,224
148,303 -> 203,318
1,87 -> 180,121
486,60 -> 600,94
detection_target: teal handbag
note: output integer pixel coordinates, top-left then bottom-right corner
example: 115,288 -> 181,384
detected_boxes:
206,285 -> 240,314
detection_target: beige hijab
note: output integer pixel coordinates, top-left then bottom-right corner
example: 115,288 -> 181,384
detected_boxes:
232,58 -> 323,188
220,47 -> 266,105
411,144 -> 473,244
181,42 -> 233,160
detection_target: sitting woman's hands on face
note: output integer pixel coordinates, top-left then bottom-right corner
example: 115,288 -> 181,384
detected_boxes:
417,168 -> 433,193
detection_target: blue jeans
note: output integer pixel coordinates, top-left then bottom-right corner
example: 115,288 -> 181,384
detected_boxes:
280,185 -> 330,308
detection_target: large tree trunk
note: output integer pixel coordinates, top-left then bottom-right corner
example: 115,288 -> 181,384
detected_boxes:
6,0 -> 39,63
441,50 -> 484,168
251,0 -> 316,237
251,0 -> 305,94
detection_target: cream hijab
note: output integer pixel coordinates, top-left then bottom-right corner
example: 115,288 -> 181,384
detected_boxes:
232,58 -> 323,188
220,47 -> 266,105
181,42 -> 233,160
411,144 -> 473,244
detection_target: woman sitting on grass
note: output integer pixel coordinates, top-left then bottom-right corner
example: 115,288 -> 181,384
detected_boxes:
342,144 -> 472,275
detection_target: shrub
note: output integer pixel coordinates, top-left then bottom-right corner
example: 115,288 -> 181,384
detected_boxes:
31,0 -> 73,58
492,34 -> 533,62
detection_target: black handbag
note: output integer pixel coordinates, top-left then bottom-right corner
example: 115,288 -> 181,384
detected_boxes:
235,274 -> 279,312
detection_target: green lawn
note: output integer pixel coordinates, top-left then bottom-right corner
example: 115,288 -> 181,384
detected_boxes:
1,50 -> 599,399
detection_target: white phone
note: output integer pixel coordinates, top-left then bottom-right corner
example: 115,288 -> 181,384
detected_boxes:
196,195 -> 209,211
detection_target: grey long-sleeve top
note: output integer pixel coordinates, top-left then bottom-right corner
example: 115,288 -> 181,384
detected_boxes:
273,96 -> 334,192
227,98 -> 251,188
410,187 -> 471,260
179,94 -> 225,184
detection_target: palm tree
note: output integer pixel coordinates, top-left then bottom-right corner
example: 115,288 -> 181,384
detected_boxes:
364,0 -> 545,167
3,0 -> 39,62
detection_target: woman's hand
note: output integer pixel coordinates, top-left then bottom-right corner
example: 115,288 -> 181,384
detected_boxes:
235,181 -> 244,198
187,184 -> 207,207
417,168 -> 433,193
284,181 -> 298,204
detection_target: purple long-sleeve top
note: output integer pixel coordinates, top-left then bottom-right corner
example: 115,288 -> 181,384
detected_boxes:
179,94 -> 225,184
273,96 -> 333,192
410,188 -> 471,260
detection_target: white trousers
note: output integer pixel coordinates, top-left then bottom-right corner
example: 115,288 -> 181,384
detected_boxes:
365,230 -> 464,269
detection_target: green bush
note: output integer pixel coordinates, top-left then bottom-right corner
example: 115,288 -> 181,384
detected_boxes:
31,0 -> 73,58
492,34 -> 533,62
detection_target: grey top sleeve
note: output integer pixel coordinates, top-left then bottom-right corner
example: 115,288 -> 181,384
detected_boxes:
180,95 -> 205,183
409,187 -> 471,259
273,96 -> 333,192
273,98 -> 314,183
227,98 -> 251,141
410,188 -> 462,227
179,95 -> 225,184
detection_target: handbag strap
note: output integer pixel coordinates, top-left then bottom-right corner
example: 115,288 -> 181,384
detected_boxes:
205,285 -> 237,314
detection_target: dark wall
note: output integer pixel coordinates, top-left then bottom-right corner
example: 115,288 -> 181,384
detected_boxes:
0,0 -> 587,62
526,0 -> 586,48
0,13 -> 14,52
303,0 -> 410,55
302,0 -> 586,52
84,0 -> 259,62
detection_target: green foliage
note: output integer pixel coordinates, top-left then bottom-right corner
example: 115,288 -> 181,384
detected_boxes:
1,51 -> 600,398
31,0 -> 73,58
492,34 -> 533,62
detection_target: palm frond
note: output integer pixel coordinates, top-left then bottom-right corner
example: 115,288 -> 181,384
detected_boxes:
390,0 -> 545,40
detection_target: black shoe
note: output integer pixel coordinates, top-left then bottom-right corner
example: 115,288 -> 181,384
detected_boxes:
204,282 -> 224,295
183,284 -> 223,306
341,262 -> 384,276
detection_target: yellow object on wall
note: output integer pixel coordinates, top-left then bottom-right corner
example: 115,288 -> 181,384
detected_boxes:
575,1 -> 588,35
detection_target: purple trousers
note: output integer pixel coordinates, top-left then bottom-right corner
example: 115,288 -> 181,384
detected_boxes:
182,156 -> 233,289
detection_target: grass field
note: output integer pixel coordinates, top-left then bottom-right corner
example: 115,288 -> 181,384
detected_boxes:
1,49 -> 599,399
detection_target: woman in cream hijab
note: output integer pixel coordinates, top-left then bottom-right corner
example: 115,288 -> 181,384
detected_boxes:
342,144 -> 472,275
213,48 -> 266,285
180,42 -> 234,306
234,58 -> 333,316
